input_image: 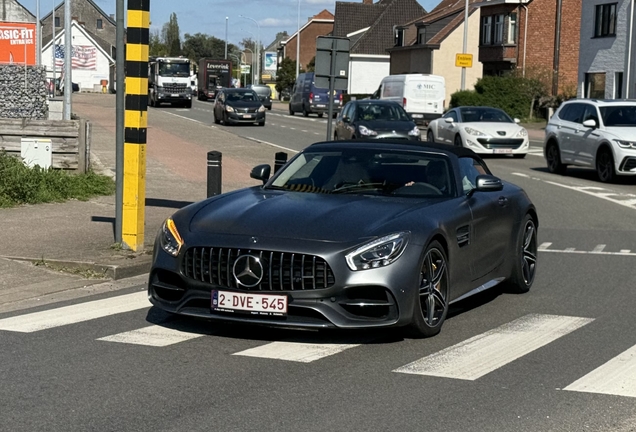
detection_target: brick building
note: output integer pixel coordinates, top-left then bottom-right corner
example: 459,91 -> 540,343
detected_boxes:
475,0 -> 581,95
278,9 -> 334,71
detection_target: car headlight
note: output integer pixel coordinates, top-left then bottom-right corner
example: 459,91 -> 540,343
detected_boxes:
408,126 -> 421,136
225,105 -> 235,113
345,232 -> 410,271
258,105 -> 266,112
160,218 -> 184,257
516,128 -> 528,137
358,125 -> 378,136
614,139 -> 636,148
464,126 -> 486,136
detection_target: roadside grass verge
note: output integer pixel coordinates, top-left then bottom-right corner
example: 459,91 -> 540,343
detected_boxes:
0,151 -> 115,208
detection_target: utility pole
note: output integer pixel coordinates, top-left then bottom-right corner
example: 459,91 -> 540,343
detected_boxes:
461,0 -> 468,90
115,0 -> 124,245
52,0 -> 55,96
36,0 -> 40,65
296,0 -> 300,78
63,0 -> 71,119
225,17 -> 228,60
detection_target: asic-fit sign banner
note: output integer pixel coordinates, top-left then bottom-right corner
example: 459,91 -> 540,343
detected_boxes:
0,23 -> 36,65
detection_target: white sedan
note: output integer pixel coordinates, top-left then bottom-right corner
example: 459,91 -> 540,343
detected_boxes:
426,106 -> 529,158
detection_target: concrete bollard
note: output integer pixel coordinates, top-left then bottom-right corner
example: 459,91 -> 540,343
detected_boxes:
274,151 -> 288,174
207,151 -> 222,197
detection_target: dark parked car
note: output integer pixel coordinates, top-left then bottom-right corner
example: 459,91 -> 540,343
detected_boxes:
148,141 -> 538,338
213,88 -> 266,126
335,100 -> 421,141
248,84 -> 272,110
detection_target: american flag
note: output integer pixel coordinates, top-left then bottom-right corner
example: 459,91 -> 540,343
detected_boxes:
55,45 -> 97,70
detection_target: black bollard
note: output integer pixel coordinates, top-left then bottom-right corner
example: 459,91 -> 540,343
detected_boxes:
274,152 -> 288,174
207,151 -> 222,197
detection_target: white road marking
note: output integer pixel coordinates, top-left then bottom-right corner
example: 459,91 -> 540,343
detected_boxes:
564,247 -> 576,252
541,249 -> 636,256
156,109 -> 215,128
97,325 -> 204,347
545,180 -> 636,210
233,341 -> 359,363
302,130 -> 308,133
564,344 -> 636,398
620,249 -> 631,253
592,244 -> 606,253
539,242 -> 552,250
393,314 -> 593,380
243,137 -> 298,153
290,127 -> 296,130
0,291 -> 150,333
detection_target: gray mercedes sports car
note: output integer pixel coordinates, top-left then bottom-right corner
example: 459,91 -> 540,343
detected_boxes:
148,141 -> 538,338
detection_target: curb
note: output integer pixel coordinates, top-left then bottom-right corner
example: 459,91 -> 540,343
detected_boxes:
0,255 -> 152,281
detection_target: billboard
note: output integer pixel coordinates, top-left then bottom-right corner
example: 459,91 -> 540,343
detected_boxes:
0,23 -> 36,65
264,52 -> 277,71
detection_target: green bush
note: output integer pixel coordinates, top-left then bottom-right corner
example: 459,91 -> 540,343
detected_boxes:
0,151 -> 115,208
449,75 -> 543,120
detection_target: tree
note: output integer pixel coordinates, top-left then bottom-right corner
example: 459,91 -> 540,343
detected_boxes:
182,33 -> 238,62
162,13 -> 181,56
276,57 -> 300,93
240,37 -> 257,53
149,30 -> 168,56
306,56 -> 315,72
275,31 -> 288,40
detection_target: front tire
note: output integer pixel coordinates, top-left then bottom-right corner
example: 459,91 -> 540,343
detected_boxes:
406,241 -> 449,338
596,148 -> 616,183
289,104 -> 294,116
427,130 -> 434,142
454,134 -> 463,147
513,153 -> 526,159
504,214 -> 537,294
213,111 -> 220,124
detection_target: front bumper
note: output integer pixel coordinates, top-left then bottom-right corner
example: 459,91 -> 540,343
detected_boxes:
148,236 -> 423,330
157,91 -> 191,103
225,112 -> 266,124
615,147 -> 636,175
464,136 -> 529,155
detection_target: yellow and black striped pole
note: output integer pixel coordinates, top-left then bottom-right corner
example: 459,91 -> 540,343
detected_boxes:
123,0 -> 149,251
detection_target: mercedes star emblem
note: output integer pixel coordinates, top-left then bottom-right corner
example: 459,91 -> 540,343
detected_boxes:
233,255 -> 264,287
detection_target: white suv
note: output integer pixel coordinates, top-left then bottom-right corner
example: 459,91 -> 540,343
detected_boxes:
544,99 -> 636,182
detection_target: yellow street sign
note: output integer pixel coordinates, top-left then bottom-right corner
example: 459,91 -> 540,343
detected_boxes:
456,53 -> 473,68
261,74 -> 272,80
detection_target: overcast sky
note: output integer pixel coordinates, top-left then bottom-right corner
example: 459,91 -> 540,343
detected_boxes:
20,0 -> 440,47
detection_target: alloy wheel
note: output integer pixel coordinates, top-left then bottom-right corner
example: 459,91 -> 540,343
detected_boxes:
454,135 -> 462,147
419,247 -> 448,327
521,220 -> 537,285
597,151 -> 614,182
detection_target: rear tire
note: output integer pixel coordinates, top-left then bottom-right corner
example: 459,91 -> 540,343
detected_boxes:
596,148 -> 616,183
503,214 -> 537,294
303,106 -> 309,117
406,241 -> 449,338
289,105 -> 294,116
546,142 -> 566,174
318,113 -> 324,118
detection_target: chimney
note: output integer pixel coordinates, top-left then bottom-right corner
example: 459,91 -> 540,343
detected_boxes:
110,14 -> 115,19
363,0 -> 373,4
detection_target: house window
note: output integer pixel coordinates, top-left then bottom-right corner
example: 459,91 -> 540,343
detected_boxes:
494,14 -> 504,44
97,19 -> 103,29
595,3 -> 617,37
418,28 -> 426,44
585,73 -> 606,99
508,12 -> 517,44
615,72 -> 624,99
482,16 -> 492,45
55,17 -> 60,27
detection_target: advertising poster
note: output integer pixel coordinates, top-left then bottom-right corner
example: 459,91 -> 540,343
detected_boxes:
264,52 -> 277,71
0,23 -> 36,65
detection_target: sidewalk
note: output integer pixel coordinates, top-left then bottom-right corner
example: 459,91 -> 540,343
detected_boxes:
0,93 -> 280,309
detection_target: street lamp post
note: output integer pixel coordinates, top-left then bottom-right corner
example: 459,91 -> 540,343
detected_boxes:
225,17 -> 228,60
461,0 -> 468,90
296,0 -> 300,78
239,15 -> 260,84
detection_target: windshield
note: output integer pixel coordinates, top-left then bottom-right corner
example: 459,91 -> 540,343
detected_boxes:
600,105 -> 636,127
355,103 -> 411,122
226,92 -> 258,102
460,107 -> 513,123
269,149 -> 454,197
251,86 -> 271,96
158,62 -> 190,77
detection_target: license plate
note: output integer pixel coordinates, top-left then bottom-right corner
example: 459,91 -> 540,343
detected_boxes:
411,114 -> 423,118
242,114 -> 253,118
316,104 -> 326,108
494,148 -> 513,154
171,94 -> 179,97
212,290 -> 287,316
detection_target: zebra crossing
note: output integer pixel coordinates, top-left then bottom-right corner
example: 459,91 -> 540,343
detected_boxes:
1,291 -> 635,398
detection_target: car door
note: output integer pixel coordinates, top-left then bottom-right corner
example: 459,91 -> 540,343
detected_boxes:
459,156 -> 515,280
337,103 -> 355,139
439,110 -> 459,144
573,103 -> 601,166
557,103 -> 585,163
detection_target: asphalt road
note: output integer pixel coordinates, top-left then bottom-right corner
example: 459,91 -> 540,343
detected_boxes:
2,102 -> 636,432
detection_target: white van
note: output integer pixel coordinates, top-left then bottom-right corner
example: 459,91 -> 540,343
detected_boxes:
372,74 -> 445,126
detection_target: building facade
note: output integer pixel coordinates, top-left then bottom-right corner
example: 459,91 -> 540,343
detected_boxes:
577,0 -> 634,99
0,0 -> 35,22
475,0 -> 581,96
278,10 -> 334,71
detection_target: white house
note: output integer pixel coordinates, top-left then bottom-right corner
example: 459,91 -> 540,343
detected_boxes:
41,19 -> 114,92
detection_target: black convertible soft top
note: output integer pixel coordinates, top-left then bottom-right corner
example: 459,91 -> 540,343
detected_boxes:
307,139 -> 484,160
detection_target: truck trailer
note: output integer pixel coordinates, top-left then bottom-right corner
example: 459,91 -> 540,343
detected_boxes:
197,58 -> 233,101
148,56 -> 192,108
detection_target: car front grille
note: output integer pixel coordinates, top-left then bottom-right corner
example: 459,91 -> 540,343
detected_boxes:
476,138 -> 524,149
163,83 -> 188,93
234,107 -> 259,113
182,247 -> 335,292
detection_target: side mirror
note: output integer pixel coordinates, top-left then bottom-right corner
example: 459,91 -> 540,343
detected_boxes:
444,117 -> 454,124
250,164 -> 271,184
582,119 -> 597,129
513,118 -> 520,124
475,175 -> 504,192
342,116 -> 351,123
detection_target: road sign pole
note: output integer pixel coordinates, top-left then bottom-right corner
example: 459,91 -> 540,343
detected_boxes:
122,0 -> 150,251
115,0 -> 124,245
326,41 -> 337,141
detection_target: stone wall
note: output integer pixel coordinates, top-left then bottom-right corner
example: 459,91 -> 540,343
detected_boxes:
0,65 -> 49,119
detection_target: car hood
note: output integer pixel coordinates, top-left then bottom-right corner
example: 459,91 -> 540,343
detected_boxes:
462,122 -> 522,137
357,120 -> 415,132
601,127 -> 636,140
189,188 -> 438,242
